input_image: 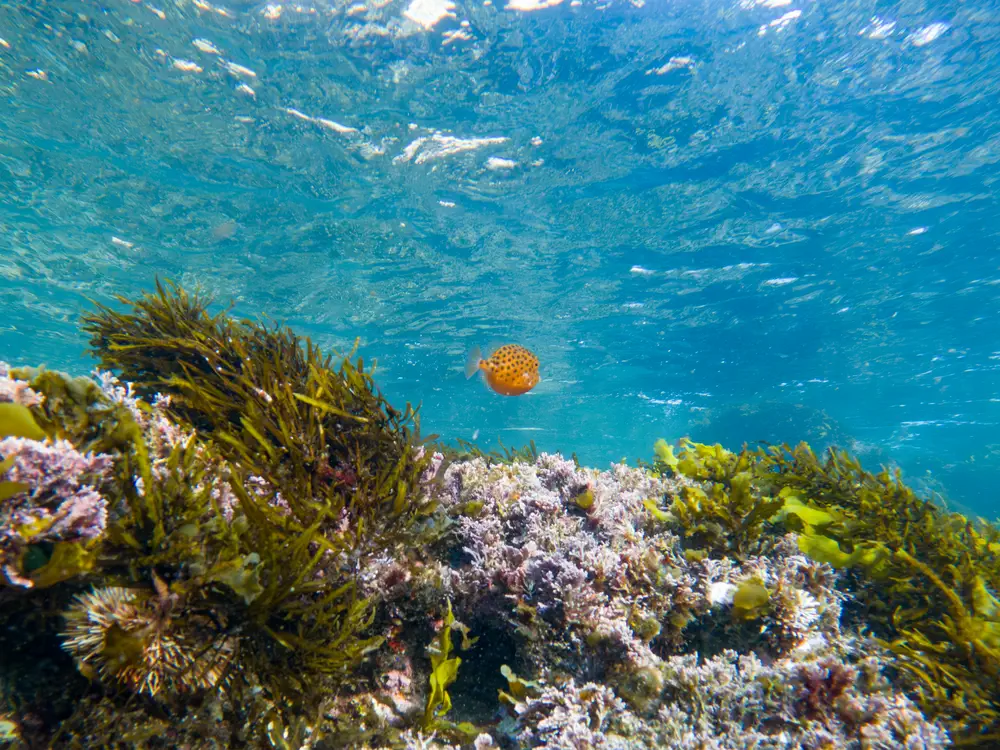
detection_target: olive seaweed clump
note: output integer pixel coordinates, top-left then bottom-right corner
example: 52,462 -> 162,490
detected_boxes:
0,281 -> 437,746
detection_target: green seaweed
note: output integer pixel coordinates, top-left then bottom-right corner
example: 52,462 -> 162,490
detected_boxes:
759,443 -> 1000,742
0,402 -> 47,440
81,280 -> 434,531
29,541 -> 98,588
731,580 -> 771,621
424,600 -> 462,726
650,437 -> 1000,744
440,437 -> 539,466
652,438 -> 679,473
8,366 -> 133,454
572,486 -> 596,510
650,439 -> 783,559
498,663 -> 540,707
0,453 -> 30,503
419,600 -> 481,743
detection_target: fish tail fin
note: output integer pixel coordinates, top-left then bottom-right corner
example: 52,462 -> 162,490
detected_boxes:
465,346 -> 482,379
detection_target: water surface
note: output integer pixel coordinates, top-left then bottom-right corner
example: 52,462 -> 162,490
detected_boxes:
1,0 -> 998,511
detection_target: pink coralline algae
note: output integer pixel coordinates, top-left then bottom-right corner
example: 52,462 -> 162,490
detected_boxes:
0,437 -> 113,587
0,366 -> 114,587
0,367 -> 42,407
490,649 -> 949,750
0,437 -> 113,509
359,451 -> 949,749
507,679 -> 636,749
93,370 -> 190,474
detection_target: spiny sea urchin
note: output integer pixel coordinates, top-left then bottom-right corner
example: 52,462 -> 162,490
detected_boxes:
61,584 -> 235,697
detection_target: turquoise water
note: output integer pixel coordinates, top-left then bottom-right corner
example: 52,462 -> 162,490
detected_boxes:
1,0 -> 998,512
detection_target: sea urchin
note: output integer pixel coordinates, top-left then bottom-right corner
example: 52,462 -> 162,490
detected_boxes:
61,584 -> 234,698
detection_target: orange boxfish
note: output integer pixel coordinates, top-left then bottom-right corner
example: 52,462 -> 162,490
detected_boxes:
465,344 -> 540,396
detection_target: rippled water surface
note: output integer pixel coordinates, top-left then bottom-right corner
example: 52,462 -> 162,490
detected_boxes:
1,0 -> 998,511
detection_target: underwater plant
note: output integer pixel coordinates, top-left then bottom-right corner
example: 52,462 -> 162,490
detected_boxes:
650,436 -> 1000,745
80,279 -> 434,532
436,437 -> 541,467
0,281 -> 444,745
752,442 -> 1000,745
644,438 -> 784,560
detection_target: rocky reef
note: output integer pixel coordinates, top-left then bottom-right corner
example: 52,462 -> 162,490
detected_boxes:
0,282 -> 996,748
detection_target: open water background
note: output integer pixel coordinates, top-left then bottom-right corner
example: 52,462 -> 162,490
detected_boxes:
1,0 -> 998,513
